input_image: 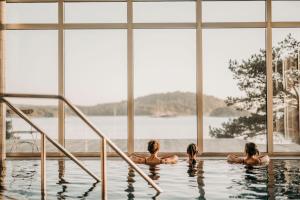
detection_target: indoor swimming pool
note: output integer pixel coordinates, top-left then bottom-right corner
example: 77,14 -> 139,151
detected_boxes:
0,159 -> 299,199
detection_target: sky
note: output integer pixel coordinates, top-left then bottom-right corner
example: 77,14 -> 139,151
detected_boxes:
4,1 -> 300,105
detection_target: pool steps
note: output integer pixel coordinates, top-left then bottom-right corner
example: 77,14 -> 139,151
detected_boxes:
0,93 -> 163,198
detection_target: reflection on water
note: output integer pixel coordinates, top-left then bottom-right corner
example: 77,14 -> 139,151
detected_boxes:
233,165 -> 269,199
272,160 -> 300,199
0,159 -> 300,199
267,161 -> 275,200
57,159 -> 68,200
77,182 -> 98,199
56,160 -> 99,200
126,165 -> 161,200
187,161 -> 197,177
126,167 -> 136,200
186,160 -> 206,199
148,165 -> 160,181
197,161 -> 205,200
0,160 -> 6,199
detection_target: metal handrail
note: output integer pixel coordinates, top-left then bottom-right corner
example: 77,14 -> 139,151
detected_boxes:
1,97 -> 100,196
0,93 -> 163,194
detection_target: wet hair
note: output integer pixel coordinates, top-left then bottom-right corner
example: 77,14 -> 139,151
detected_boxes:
187,143 -> 198,157
187,143 -> 198,165
245,142 -> 259,156
147,140 -> 160,154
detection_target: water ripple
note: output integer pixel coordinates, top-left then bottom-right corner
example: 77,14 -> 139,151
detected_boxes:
0,159 -> 299,199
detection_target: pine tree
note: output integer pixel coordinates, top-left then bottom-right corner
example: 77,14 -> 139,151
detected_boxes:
209,34 -> 300,140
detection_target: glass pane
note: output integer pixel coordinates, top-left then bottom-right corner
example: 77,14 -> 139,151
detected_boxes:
6,98 -> 58,153
202,1 -> 265,22
273,28 -> 300,152
5,30 -> 58,95
134,29 -> 196,152
133,2 -> 195,23
6,3 -> 58,23
273,1 -> 300,22
65,30 -> 127,153
203,29 -> 266,152
65,2 -> 126,23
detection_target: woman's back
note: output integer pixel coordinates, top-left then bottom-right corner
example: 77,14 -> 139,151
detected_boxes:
145,156 -> 161,165
243,156 -> 261,165
227,142 -> 270,166
130,140 -> 178,165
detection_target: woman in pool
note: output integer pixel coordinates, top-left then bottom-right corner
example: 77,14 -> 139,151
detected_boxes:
187,143 -> 198,166
227,142 -> 270,165
130,140 -> 178,165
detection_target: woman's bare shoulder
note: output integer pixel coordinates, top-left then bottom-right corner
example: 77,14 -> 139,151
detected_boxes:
130,154 -> 146,164
227,154 -> 244,164
161,155 -> 178,164
258,155 -> 270,164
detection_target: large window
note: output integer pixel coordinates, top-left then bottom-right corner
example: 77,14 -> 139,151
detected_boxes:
2,0 -> 300,155
272,1 -> 300,22
65,2 -> 126,23
5,30 -> 59,153
133,2 -> 195,23
202,1 -> 265,22
203,29 -> 266,152
6,3 -> 58,23
65,30 -> 127,152
273,29 -> 300,152
6,30 -> 58,95
134,29 -> 196,152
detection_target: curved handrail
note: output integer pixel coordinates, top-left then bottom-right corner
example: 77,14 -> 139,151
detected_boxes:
0,93 -> 163,193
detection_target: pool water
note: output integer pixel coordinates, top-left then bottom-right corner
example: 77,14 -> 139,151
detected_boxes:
0,159 -> 299,199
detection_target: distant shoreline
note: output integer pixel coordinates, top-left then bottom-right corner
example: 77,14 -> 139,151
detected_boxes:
7,91 -> 249,118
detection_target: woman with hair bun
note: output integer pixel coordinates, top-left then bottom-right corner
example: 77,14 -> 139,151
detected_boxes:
186,143 -> 198,166
227,142 -> 270,165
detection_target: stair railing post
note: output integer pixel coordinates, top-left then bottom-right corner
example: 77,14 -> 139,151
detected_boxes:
101,138 -> 107,200
41,133 -> 46,198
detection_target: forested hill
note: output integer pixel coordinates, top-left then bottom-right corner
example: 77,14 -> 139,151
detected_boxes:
11,91 -> 248,117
